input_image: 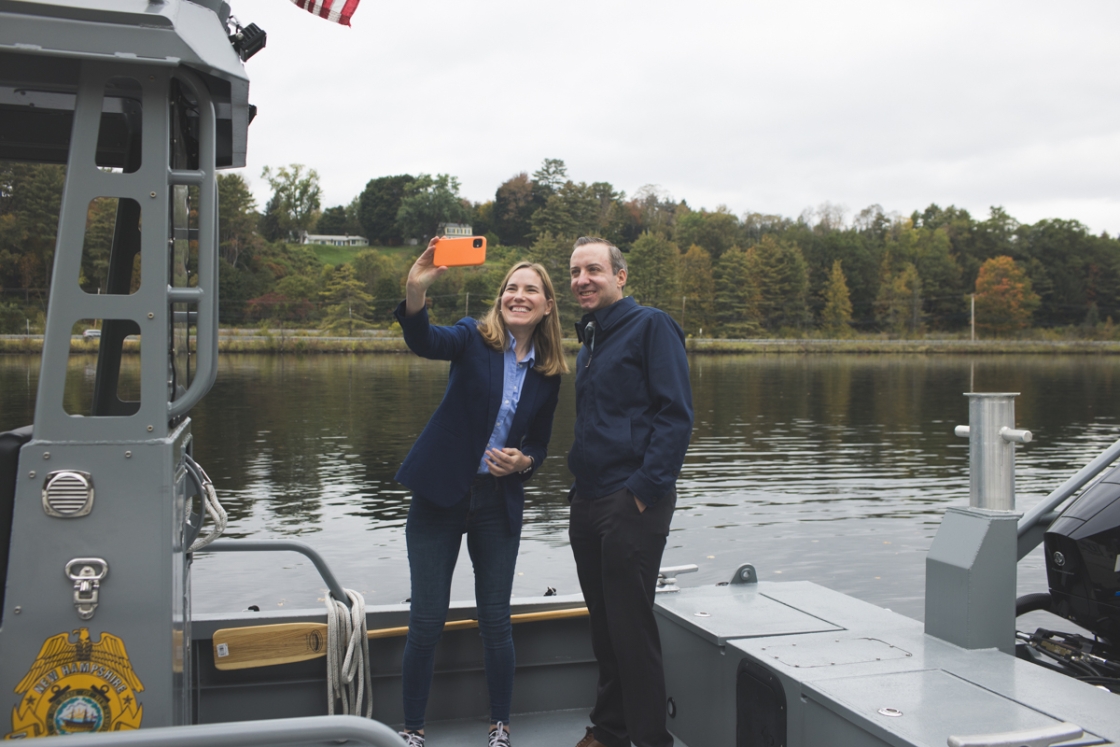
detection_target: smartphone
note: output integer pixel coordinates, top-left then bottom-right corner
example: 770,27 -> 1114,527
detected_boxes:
433,236 -> 487,267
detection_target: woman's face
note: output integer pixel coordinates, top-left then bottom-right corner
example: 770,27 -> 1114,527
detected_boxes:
500,267 -> 553,334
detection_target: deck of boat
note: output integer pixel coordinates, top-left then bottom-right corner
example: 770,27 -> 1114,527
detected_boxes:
421,709 -> 692,747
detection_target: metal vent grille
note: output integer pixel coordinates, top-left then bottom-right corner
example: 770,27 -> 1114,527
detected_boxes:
42,471 -> 94,518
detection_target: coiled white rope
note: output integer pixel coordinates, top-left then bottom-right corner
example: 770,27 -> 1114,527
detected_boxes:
186,456 -> 227,552
326,588 -> 373,718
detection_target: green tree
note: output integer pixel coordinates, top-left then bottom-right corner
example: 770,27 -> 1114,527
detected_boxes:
714,245 -> 761,337
886,220 -> 962,329
674,207 -> 740,260
493,173 -> 535,247
78,197 -> 117,294
219,259 -> 269,324
471,200 -> 495,241
875,258 -> 922,335
260,164 -> 322,241
627,232 -> 680,314
588,181 -> 628,246
974,255 -> 1039,336
531,158 -> 568,195
320,264 -> 374,336
531,181 -> 599,240
218,173 -> 261,267
679,245 -> 715,336
316,206 -> 349,235
626,185 -> 679,240
353,249 -> 403,307
247,273 -> 317,325
357,174 -> 413,245
259,193 -> 284,243
529,231 -> 581,327
0,300 -> 23,334
753,236 -> 810,330
0,162 -> 65,302
819,260 -> 853,337
1018,218 -> 1119,327
395,174 -> 469,242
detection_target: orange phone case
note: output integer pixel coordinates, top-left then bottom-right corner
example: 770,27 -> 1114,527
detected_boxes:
433,236 -> 487,267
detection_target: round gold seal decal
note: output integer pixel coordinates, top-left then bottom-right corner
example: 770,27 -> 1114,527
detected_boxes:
7,628 -> 143,739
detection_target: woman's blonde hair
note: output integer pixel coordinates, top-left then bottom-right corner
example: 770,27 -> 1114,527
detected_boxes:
477,262 -> 569,377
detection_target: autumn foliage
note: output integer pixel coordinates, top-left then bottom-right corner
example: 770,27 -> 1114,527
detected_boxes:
974,256 -> 1040,336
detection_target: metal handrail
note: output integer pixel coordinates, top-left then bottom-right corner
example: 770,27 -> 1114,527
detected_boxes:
946,720 -> 1082,747
1017,437 -> 1120,540
200,539 -> 352,608
167,67 -> 218,419
27,714 -> 403,747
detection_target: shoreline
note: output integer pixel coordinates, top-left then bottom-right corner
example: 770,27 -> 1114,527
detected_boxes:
4,335 -> 1120,355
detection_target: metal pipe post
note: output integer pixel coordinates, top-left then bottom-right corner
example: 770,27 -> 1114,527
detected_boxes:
955,393 -> 1031,511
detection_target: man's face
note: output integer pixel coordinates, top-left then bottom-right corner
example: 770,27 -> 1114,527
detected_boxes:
570,243 -> 626,312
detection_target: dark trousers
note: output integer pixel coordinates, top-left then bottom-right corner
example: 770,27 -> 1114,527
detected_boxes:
569,487 -> 676,747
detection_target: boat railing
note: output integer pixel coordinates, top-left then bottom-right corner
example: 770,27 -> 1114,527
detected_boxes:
1016,436 -> 1120,559
200,539 -> 352,608
27,715 -> 403,747
166,66 -> 219,420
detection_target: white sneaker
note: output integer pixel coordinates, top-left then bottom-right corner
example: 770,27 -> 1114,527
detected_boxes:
399,730 -> 425,747
488,722 -> 511,747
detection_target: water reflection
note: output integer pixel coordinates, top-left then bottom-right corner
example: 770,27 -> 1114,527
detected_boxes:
2,353 -> 1118,620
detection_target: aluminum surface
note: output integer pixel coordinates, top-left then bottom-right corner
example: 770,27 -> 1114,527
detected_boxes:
961,393 -> 1025,511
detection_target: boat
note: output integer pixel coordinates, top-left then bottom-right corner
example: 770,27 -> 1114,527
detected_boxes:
0,2 -> 1117,745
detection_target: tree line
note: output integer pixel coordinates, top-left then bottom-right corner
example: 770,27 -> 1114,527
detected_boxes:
1,158 -> 1117,338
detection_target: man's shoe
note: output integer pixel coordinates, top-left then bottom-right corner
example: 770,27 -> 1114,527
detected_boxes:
575,726 -> 607,747
398,730 -> 425,747
488,721 -> 511,747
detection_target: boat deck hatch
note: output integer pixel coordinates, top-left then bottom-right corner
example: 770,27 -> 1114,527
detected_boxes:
757,636 -> 913,669
805,669 -> 1107,747
654,585 -> 841,645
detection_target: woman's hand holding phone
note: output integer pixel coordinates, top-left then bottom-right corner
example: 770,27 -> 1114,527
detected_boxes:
484,447 -> 531,477
405,239 -> 448,316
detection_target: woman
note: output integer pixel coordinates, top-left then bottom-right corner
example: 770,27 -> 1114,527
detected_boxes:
393,239 -> 568,747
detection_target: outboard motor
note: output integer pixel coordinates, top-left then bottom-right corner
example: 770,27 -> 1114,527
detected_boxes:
1044,471 -> 1120,644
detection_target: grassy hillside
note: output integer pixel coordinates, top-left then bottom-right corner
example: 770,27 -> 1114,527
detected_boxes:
310,244 -> 417,267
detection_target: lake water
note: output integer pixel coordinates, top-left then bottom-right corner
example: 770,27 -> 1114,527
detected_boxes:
2,352 -> 1119,622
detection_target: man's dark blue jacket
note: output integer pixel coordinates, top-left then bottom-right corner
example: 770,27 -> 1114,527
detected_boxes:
394,302 -> 561,534
568,296 -> 693,506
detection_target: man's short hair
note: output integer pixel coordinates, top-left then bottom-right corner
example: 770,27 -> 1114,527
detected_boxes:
573,236 -> 627,276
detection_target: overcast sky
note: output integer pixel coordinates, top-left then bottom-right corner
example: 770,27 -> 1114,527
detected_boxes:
226,0 -> 1120,234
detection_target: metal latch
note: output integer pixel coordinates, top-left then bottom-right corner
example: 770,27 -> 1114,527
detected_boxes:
65,558 -> 108,620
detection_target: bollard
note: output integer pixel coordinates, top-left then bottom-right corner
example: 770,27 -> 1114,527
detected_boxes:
954,393 -> 1032,511
926,392 -> 1031,653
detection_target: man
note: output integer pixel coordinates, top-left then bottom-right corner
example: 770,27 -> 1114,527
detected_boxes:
567,237 -> 694,747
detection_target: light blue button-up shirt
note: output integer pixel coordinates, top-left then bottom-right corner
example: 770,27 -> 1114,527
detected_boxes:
478,333 -> 535,474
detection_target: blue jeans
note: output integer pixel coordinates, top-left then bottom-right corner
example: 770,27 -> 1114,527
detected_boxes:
402,476 -> 521,730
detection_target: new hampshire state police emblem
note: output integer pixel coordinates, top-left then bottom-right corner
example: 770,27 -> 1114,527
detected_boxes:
6,628 -> 144,739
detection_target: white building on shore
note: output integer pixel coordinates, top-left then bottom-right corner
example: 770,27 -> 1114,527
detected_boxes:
300,232 -> 369,247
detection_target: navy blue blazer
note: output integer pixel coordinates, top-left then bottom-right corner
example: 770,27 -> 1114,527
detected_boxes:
393,301 -> 561,534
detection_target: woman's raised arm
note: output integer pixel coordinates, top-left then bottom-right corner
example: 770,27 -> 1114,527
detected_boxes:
404,238 -> 448,317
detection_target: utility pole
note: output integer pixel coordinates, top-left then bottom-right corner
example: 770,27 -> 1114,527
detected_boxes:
970,294 -> 975,341
681,296 -> 687,332
465,291 -> 469,317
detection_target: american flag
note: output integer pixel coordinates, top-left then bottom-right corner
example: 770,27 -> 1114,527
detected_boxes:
289,0 -> 361,26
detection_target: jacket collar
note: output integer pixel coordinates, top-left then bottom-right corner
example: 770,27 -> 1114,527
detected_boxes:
575,296 -> 637,343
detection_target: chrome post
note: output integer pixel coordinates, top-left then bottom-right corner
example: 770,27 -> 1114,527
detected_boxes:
954,393 -> 1032,511
928,392 -> 1031,653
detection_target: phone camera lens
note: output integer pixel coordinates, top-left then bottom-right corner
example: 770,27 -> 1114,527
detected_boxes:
473,238 -> 483,248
